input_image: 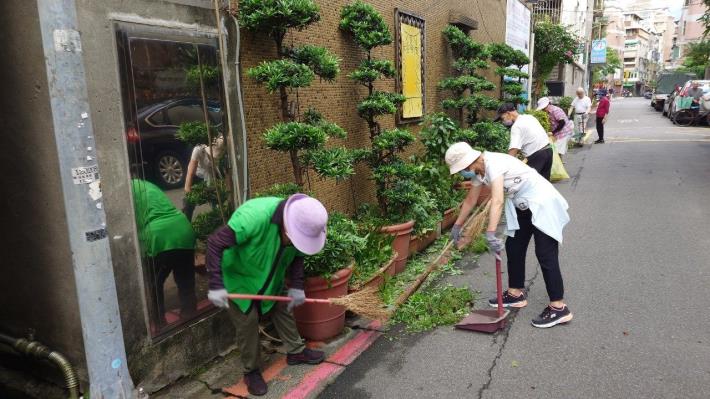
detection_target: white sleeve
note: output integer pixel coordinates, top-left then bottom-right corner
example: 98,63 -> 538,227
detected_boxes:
485,158 -> 507,183
190,145 -> 202,161
509,124 -> 523,150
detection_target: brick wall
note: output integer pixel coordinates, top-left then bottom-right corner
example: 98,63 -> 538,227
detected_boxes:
238,0 -> 508,214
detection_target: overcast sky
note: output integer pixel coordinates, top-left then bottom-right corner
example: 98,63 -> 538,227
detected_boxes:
620,0 -> 685,19
667,0 -> 684,19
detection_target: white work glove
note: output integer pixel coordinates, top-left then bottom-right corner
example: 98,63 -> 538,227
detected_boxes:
208,289 -> 229,309
451,224 -> 463,245
486,231 -> 505,255
287,288 -> 306,312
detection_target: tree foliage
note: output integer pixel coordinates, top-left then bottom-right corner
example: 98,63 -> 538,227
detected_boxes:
532,19 -> 581,97
592,48 -> 622,83
240,0 -> 353,187
679,40 -> 710,78
489,42 -> 530,105
440,25 -> 499,126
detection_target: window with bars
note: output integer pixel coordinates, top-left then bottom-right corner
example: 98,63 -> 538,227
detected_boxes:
532,0 -> 563,24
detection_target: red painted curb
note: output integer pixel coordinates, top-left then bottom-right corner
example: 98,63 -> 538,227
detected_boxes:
283,320 -> 383,399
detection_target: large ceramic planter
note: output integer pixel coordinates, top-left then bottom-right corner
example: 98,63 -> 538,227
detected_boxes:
294,267 -> 352,341
442,208 -> 458,230
348,254 -> 397,293
408,223 -> 442,257
380,220 -> 415,274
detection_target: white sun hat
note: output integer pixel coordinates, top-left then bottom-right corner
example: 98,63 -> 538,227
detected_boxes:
445,142 -> 482,175
536,97 -> 551,111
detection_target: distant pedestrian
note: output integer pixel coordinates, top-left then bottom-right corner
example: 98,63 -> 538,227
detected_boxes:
595,91 -> 610,144
569,88 -> 592,145
608,87 -> 614,99
688,81 -> 704,113
446,142 -> 573,328
495,103 -> 553,181
536,97 -> 573,160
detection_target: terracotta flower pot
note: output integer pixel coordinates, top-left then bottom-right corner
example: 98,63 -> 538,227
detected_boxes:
380,220 -> 415,274
348,254 -> 396,293
293,267 -> 352,341
408,235 -> 419,257
416,223 -> 441,253
442,208 -> 458,230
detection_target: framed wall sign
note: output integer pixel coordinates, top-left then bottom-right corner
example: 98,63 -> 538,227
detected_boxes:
395,9 -> 426,124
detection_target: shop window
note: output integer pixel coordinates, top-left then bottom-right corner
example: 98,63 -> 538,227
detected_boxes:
116,25 -> 227,338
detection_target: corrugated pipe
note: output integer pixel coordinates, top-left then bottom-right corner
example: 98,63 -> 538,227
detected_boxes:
0,332 -> 79,399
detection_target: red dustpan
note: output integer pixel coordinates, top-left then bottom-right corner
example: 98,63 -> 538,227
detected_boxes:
456,252 -> 510,333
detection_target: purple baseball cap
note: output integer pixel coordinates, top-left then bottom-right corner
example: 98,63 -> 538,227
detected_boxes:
283,194 -> 328,255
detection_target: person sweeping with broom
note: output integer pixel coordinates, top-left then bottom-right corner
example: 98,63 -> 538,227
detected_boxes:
205,193 -> 328,396
446,142 -> 573,328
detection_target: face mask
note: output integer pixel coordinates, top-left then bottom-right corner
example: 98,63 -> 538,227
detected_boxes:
502,119 -> 514,127
459,170 -> 476,179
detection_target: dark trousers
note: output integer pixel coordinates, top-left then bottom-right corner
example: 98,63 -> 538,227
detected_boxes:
596,116 -> 605,140
505,209 -> 565,301
526,146 -> 552,181
227,302 -> 305,372
148,249 -> 197,326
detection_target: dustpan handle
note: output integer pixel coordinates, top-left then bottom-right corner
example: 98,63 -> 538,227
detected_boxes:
495,252 -> 504,317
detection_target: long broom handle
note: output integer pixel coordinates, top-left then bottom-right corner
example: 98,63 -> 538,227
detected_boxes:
495,252 -> 504,317
227,293 -> 332,305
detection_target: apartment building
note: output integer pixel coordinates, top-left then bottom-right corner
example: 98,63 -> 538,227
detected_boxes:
532,0 -> 595,97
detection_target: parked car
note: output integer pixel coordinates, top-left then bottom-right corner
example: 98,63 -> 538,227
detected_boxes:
643,90 -> 653,99
652,71 -> 696,112
668,80 -> 710,121
663,88 -> 677,117
127,97 -> 223,189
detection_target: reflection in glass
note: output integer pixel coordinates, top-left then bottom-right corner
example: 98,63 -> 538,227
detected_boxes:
117,29 -> 230,337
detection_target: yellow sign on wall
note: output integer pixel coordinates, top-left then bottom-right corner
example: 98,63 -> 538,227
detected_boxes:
400,23 -> 423,119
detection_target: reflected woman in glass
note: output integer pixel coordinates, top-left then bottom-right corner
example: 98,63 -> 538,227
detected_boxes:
132,179 -> 197,328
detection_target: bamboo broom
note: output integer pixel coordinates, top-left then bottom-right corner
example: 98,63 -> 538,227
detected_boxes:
455,199 -> 492,251
393,200 -> 491,308
228,287 -> 389,321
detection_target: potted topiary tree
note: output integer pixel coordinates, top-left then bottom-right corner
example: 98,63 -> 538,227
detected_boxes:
439,25 -> 500,127
340,1 -> 437,273
488,42 -> 530,106
239,0 -> 356,189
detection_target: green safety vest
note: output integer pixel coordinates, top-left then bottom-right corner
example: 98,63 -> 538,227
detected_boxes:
131,179 -> 196,257
221,197 -> 301,314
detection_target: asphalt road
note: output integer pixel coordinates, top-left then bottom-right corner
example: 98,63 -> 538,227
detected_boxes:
320,97 -> 710,399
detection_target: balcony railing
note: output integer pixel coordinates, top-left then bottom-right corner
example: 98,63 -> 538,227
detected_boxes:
532,0 -> 563,24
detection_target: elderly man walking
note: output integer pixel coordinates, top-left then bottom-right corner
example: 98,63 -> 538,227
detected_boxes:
569,87 -> 592,145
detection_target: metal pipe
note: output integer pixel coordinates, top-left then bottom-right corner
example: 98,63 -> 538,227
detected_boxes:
231,13 -> 250,202
0,333 -> 79,399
